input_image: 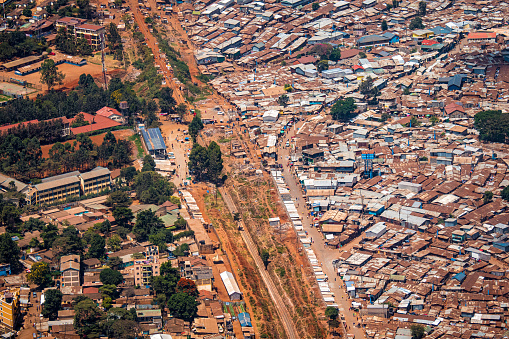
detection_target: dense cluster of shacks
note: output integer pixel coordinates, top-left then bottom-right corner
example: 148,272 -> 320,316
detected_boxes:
181,0 -> 509,336
3,191 -> 256,338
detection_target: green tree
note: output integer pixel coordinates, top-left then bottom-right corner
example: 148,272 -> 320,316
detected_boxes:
1,204 -> 21,233
142,154 -> 156,172
474,110 -> 509,143
107,235 -> 122,251
22,8 -> 32,17
418,1 -> 427,16
174,217 -> 187,230
430,115 -> 439,126
133,209 -> 164,241
207,141 -> 223,184
27,261 -> 53,287
41,223 -> 59,249
381,112 -> 390,122
74,298 -> 104,337
0,234 -> 23,273
261,250 -> 270,269
40,59 -> 65,90
100,268 -> 123,285
133,171 -> 176,204
158,87 -> 177,113
99,284 -> 118,299
95,219 -> 111,234
411,324 -> 425,339
325,306 -> 339,319
106,190 -> 131,208
502,186 -> 509,201
52,226 -> 84,256
108,257 -> 123,270
120,166 -> 137,184
188,115 -> 204,142
312,2 -> 319,10
42,289 -> 63,320
278,94 -> 289,107
167,292 -> 198,322
112,207 -> 133,228
87,233 -> 106,259
317,59 -> 329,72
392,0 -> 398,7
311,43 -> 333,60
359,51 -> 367,58
330,97 -> 357,121
329,48 -> 341,62
381,20 -> 388,31
188,143 -> 209,181
409,17 -> 425,29
483,191 -> 493,204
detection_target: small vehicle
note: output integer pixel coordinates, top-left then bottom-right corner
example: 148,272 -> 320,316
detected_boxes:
286,141 -> 290,147
217,111 -> 224,115
33,291 -> 37,298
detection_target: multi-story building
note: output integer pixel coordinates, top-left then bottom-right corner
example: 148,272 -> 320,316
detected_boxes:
60,255 -> 81,287
132,259 -> 160,287
25,173 -> 81,205
55,17 -> 105,50
55,17 -> 87,31
75,24 -> 105,50
25,168 -> 112,205
79,167 -> 111,195
0,288 -> 20,329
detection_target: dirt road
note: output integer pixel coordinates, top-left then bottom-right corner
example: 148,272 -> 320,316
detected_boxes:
278,122 -> 367,339
219,187 -> 299,339
126,0 -> 185,104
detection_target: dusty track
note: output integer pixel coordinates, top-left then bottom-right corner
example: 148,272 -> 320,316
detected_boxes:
219,187 -> 299,339
126,0 -> 186,104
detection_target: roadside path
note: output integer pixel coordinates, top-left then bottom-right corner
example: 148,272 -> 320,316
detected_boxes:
277,123 -> 367,339
126,0 -> 186,104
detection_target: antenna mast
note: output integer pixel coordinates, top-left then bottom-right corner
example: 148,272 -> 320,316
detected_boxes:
101,32 -> 108,90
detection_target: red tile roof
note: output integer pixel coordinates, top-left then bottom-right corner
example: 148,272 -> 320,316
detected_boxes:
444,102 -> 465,114
96,106 -> 122,118
352,64 -> 364,70
467,32 -> 496,40
70,112 -> 121,135
0,120 -> 38,133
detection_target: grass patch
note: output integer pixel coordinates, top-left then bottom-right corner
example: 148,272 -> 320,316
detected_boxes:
129,134 -> 145,158
218,138 -> 231,144
0,95 -> 11,102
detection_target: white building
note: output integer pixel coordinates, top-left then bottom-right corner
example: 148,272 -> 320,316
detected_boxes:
220,271 -> 242,300
365,222 -> 386,239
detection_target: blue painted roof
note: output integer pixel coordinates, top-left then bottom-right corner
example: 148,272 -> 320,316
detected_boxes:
453,272 -> 466,282
141,128 -> 167,151
430,26 -> 452,35
238,312 -> 252,327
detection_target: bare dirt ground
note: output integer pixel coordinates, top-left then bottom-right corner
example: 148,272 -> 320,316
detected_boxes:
188,184 -> 288,338
40,129 -> 135,158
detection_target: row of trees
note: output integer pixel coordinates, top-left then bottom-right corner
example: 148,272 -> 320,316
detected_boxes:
0,31 -> 48,62
0,130 -> 131,180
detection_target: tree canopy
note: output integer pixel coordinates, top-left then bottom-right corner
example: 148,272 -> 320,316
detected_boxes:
42,289 -> 63,320
474,110 -> 509,143
133,171 -> 177,204
188,142 -> 223,184
27,261 -> 53,287
409,17 -> 425,29
40,59 -> 65,90
188,115 -> 204,142
330,98 -> 357,121
100,268 -> 123,285
0,233 -> 22,273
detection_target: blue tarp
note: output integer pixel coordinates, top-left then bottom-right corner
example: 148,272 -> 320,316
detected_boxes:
238,312 -> 252,327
